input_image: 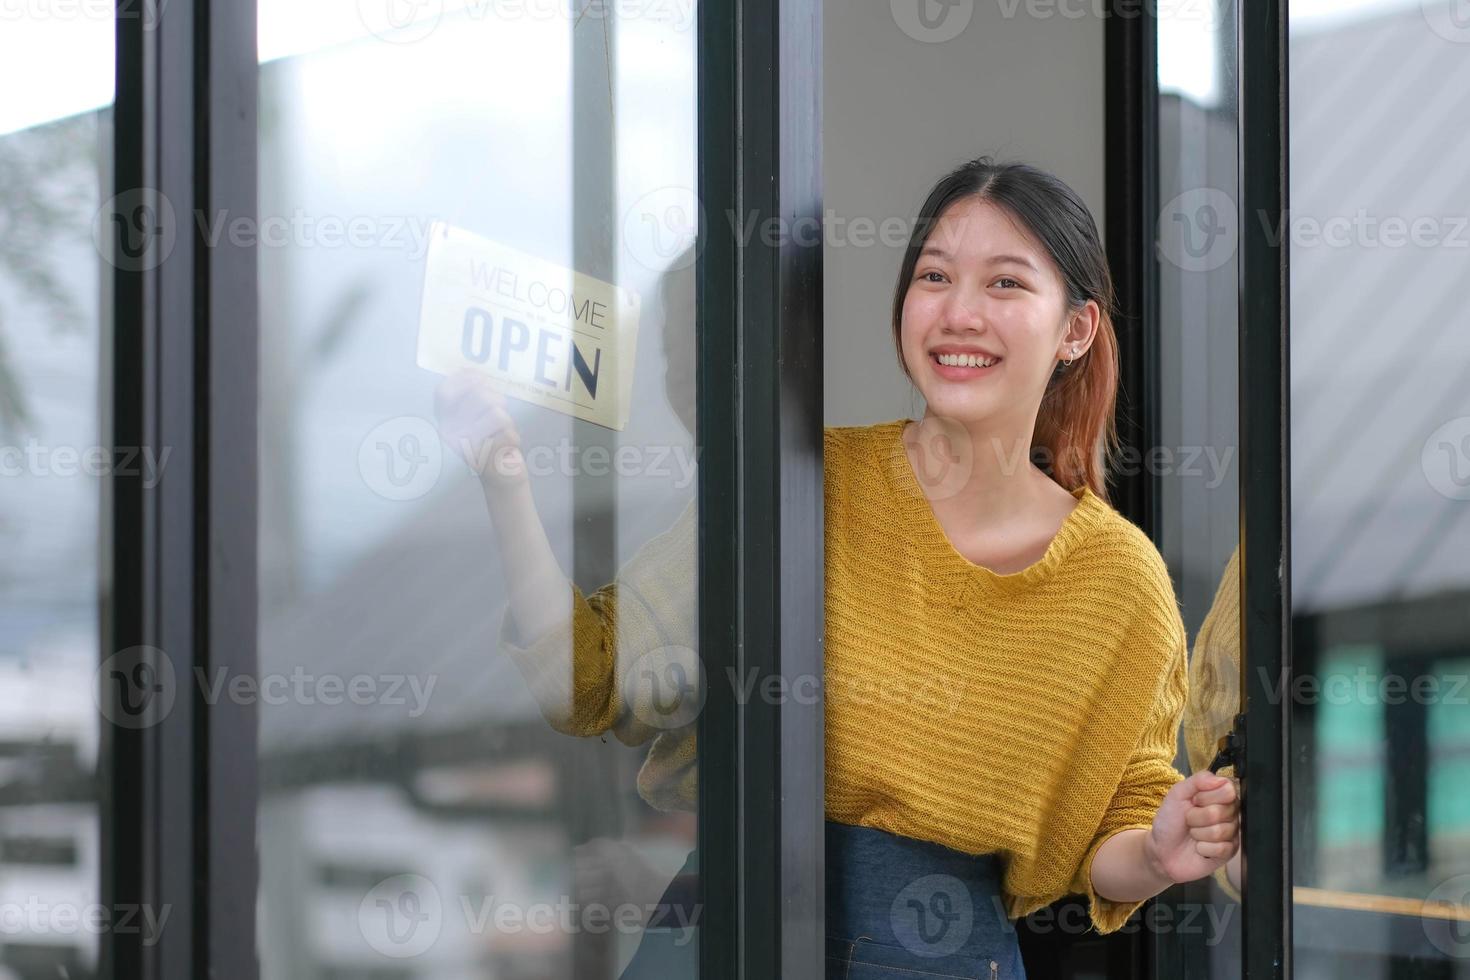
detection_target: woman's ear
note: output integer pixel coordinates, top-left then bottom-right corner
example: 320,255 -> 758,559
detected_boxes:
1060,299 -> 1101,357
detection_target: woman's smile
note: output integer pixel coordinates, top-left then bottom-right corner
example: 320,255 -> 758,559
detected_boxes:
928,347 -> 1003,381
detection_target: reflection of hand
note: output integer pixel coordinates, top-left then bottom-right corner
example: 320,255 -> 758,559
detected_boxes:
573,838 -> 670,932
1146,771 -> 1240,884
433,368 -> 526,492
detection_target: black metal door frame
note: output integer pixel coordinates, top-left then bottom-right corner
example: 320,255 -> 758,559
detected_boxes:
698,0 -> 826,977
103,0 -> 825,978
1104,2 -> 1291,978
1236,0 -> 1292,976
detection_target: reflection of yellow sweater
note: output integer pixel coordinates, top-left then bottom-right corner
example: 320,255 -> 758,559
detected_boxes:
498,419 -> 1191,935
1183,543 -> 1244,902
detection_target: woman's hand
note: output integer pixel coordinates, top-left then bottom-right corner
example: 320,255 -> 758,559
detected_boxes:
433,368 -> 527,492
1145,770 -> 1240,885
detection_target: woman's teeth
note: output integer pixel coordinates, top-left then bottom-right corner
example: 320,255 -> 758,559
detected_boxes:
935,352 -> 998,368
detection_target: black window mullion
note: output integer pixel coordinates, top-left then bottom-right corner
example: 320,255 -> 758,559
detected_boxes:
200,0 -> 260,976
695,0 -> 739,975
1237,0 -> 1292,976
103,1 -> 258,979
104,1 -> 200,977
697,0 -> 824,976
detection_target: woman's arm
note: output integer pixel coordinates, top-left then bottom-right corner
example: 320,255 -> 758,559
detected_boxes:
1089,771 -> 1240,903
436,369 -> 574,643
436,369 -> 699,742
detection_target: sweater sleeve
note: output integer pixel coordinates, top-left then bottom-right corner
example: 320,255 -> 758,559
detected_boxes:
495,499 -> 699,747
1069,624 -> 1190,935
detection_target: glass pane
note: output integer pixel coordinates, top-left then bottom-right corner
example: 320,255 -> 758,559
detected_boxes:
1288,2 -> 1470,975
0,9 -> 113,980
1155,0 -> 1245,973
255,4 -> 700,978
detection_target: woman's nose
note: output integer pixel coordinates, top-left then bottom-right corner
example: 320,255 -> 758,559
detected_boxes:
941,291 -> 987,331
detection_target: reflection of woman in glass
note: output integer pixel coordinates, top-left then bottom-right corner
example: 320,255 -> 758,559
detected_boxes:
440,157 -> 1242,978
1184,543 -> 1246,900
436,248 -> 702,977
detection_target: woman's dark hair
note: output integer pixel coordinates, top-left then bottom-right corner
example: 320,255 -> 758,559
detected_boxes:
891,156 -> 1121,500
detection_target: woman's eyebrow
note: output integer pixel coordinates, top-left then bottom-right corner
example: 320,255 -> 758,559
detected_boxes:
918,245 -> 1037,272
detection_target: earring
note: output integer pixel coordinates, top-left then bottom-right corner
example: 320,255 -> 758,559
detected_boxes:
1062,344 -> 1080,367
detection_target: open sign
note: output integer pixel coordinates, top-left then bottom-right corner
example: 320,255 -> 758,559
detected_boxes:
416,221 -> 640,429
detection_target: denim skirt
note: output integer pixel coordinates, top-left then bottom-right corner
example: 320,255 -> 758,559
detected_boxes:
825,820 -> 1026,980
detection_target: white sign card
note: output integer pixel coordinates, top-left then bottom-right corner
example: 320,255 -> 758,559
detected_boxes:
416,221 -> 641,430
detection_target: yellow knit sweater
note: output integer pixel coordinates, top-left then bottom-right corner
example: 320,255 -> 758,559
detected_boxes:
497,418 -> 1191,935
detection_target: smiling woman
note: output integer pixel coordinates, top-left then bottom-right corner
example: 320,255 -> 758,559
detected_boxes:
814,156 -> 1240,978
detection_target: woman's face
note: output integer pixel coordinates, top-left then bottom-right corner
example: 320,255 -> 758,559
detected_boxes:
899,196 -> 1089,429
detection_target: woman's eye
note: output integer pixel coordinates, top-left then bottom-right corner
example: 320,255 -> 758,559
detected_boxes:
994,277 -> 1022,289
918,270 -> 945,283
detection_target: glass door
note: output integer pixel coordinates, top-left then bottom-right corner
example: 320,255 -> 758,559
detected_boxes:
87,0 -> 824,978
252,7 -> 708,977
1148,0 -> 1290,976
1285,2 -> 1470,976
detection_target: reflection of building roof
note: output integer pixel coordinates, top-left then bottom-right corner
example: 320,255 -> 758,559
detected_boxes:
259,478 -> 547,751
1286,8 -> 1470,614
258,476 -> 689,753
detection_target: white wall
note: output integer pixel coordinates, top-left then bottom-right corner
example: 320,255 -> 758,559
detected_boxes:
823,2 -> 1106,425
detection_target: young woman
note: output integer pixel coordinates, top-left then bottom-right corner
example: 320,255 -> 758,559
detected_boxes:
436,156 -> 1240,979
